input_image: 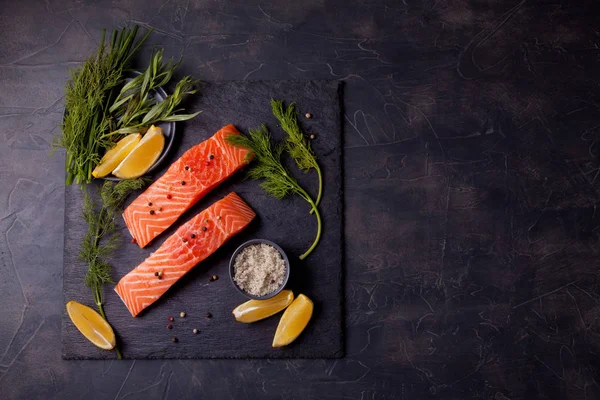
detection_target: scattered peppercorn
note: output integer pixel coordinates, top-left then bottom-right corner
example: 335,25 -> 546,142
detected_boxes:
150,210 -> 155,215
158,275 -> 163,280
159,207 -> 163,211
209,276 -> 216,282
204,219 -> 209,223
205,161 -> 211,166
180,312 -> 186,318
154,272 -> 159,277
172,337 -> 178,343
181,181 -> 186,185
217,215 -> 221,220
305,113 -> 312,119
183,238 -> 187,243
212,275 -> 218,281
167,324 -> 172,329
209,154 -> 214,160
168,316 -> 174,322
185,166 -> 189,170
310,134 -> 315,140
191,233 -> 196,239
131,238 -> 137,244
206,312 -> 212,319
202,226 -> 207,232
148,202 -> 153,206
193,328 -> 199,334
167,194 -> 172,199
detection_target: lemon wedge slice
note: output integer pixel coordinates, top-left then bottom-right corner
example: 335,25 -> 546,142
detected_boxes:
112,125 -> 165,179
66,300 -> 116,350
272,294 -> 313,347
92,133 -> 142,178
233,290 -> 294,323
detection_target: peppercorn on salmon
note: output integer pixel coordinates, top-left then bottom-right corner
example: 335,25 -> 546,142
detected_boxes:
123,124 -> 251,248
115,192 -> 256,317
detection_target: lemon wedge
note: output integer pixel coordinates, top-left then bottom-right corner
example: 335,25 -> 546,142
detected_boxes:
92,133 -> 142,178
112,125 -> 165,179
233,290 -> 294,323
272,294 -> 313,347
66,300 -> 116,350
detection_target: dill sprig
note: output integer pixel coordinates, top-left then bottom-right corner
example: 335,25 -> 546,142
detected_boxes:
226,125 -> 322,260
271,99 -> 323,212
54,26 -> 152,185
80,178 -> 150,358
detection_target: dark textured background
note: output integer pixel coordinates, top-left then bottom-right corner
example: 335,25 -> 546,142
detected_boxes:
62,80 -> 344,360
1,0 -> 600,398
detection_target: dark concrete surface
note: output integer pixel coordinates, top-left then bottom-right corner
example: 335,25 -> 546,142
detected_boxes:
1,0 -> 600,398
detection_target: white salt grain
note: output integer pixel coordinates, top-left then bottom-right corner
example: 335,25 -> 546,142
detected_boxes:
233,244 -> 286,297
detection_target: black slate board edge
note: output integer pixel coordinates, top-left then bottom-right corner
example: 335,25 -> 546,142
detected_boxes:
62,80 -> 344,359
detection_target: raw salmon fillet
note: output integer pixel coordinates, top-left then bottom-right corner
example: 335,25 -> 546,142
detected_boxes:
123,124 -> 251,248
115,192 -> 256,317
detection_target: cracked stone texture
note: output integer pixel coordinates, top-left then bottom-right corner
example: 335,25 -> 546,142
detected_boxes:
62,80 -> 343,359
1,0 -> 600,399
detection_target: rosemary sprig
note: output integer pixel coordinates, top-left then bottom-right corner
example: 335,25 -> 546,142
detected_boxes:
271,100 -> 323,213
54,26 -> 151,185
107,49 -> 201,135
226,125 -> 322,260
80,178 -> 150,358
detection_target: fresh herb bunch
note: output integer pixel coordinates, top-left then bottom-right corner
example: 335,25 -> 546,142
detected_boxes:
108,49 -> 201,135
227,125 -> 322,260
54,26 -> 151,185
271,99 -> 323,212
80,178 -> 150,358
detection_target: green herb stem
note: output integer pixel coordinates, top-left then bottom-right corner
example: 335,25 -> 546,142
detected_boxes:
226,125 -> 323,259
81,178 -> 149,359
271,99 -> 323,213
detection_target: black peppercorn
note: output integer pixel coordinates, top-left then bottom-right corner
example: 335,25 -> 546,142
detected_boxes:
181,181 -> 186,185
149,210 -> 155,215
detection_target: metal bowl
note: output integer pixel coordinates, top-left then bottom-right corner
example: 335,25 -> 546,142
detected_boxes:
229,239 -> 290,300
103,70 -> 176,181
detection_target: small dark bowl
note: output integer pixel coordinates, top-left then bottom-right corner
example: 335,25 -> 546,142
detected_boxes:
229,239 -> 290,300
103,71 -> 176,181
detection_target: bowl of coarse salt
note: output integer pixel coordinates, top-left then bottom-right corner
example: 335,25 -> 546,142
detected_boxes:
229,239 -> 290,300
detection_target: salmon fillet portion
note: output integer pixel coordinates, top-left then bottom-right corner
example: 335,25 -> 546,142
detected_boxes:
123,124 -> 251,248
115,192 -> 256,317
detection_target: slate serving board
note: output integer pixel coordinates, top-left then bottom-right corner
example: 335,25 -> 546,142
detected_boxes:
62,80 -> 343,359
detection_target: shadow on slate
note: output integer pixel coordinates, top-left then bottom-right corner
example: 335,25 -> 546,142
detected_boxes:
61,80 -> 344,359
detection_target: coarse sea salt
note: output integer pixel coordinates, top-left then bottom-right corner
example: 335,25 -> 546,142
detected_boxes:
233,244 -> 286,297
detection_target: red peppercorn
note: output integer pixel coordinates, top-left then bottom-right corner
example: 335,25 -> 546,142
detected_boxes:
167,324 -> 172,329
167,194 -> 172,199
205,161 -> 211,166
168,316 -> 174,322
131,238 -> 137,244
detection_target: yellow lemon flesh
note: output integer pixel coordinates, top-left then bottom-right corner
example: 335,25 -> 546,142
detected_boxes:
233,290 -> 294,323
66,300 -> 116,350
92,133 -> 142,178
112,125 -> 165,179
272,294 -> 313,348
